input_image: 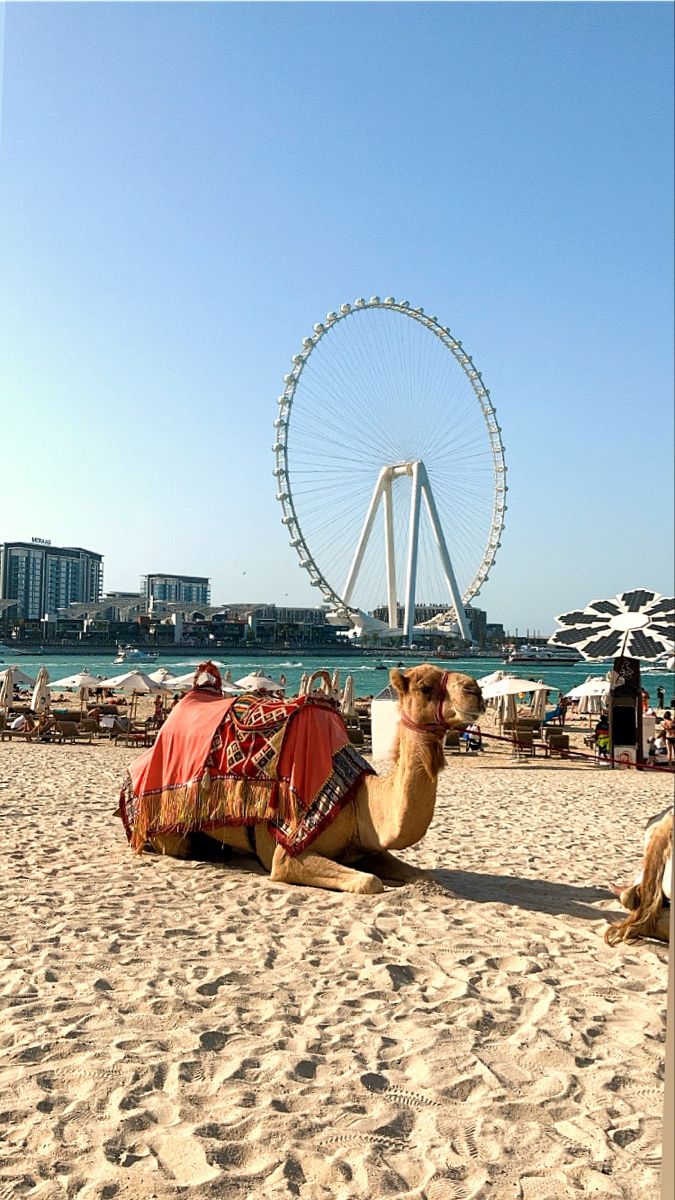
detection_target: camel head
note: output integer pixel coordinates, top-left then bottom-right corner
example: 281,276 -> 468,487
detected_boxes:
390,663 -> 484,733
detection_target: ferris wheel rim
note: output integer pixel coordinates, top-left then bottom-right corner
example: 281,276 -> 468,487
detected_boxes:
273,296 -> 507,618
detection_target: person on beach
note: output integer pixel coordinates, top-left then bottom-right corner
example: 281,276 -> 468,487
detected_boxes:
10,711 -> 36,736
641,689 -> 650,713
662,711 -> 674,765
37,712 -> 57,742
171,693 -> 181,709
462,722 -> 482,752
152,694 -> 165,727
558,693 -> 569,727
594,714 -> 610,760
656,685 -> 665,710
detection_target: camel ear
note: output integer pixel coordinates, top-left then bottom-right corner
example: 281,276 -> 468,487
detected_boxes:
390,669 -> 408,697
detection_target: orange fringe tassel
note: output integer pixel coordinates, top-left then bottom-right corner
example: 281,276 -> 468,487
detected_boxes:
130,774 -> 299,851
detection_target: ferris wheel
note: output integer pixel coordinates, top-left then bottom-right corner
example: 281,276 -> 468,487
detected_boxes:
273,297 -> 507,645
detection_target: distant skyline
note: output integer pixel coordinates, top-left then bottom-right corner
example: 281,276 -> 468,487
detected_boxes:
1,3 -> 673,632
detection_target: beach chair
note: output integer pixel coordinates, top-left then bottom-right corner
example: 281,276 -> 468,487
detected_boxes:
0,725 -> 37,742
444,730 -> 461,754
345,719 -> 365,746
120,724 -> 156,748
512,730 -> 535,758
54,721 -> 92,745
546,734 -> 569,758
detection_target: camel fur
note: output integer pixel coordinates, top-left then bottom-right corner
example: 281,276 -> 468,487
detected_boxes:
606,806 -> 672,945
150,664 -> 484,893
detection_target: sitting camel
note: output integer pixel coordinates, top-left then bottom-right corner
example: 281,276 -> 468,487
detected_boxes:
606,806 -> 672,945
121,663 -> 484,894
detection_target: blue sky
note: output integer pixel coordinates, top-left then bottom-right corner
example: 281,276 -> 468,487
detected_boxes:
1,2 -> 673,634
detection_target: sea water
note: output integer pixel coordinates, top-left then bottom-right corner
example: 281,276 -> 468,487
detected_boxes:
3,650 -> 674,704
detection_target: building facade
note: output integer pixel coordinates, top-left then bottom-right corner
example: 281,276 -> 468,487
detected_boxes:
0,539 -> 103,621
142,574 -> 211,607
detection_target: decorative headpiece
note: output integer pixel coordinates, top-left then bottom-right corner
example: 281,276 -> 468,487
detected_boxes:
192,661 -> 223,692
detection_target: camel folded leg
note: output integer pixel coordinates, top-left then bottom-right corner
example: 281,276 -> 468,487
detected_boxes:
149,832 -> 192,858
269,844 -> 384,894
355,849 -> 429,885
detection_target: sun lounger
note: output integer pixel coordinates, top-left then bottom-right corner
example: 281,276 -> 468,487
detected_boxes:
54,721 -> 93,744
444,730 -> 461,754
512,730 -> 535,758
545,734 -> 569,758
0,726 -> 37,742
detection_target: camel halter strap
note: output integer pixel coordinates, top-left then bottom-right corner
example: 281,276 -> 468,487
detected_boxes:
399,671 -> 452,736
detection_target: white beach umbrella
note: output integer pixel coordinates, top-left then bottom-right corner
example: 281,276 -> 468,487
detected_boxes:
531,683 -> 548,721
579,691 -> 604,717
96,670 -> 165,721
496,691 -> 518,728
162,671 -> 242,695
49,669 -> 101,717
235,671 -> 282,692
148,667 -> 177,684
566,678 -> 610,701
49,671 -> 101,692
480,676 -> 550,700
161,672 -> 194,692
0,666 -> 15,712
1,665 -> 36,690
476,669 -> 504,688
341,675 -> 357,718
31,666 -> 50,714
97,670 -> 164,693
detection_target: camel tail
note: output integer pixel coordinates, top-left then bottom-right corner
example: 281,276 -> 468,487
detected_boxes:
605,814 -> 673,946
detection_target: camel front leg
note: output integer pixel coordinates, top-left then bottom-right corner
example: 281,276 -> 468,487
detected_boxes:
356,849 -> 430,885
269,844 -> 384,894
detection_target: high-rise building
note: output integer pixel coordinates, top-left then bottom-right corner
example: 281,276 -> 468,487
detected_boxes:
142,573 -> 211,607
0,539 -> 103,620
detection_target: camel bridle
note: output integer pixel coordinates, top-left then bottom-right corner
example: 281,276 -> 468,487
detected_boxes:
398,671 -> 455,737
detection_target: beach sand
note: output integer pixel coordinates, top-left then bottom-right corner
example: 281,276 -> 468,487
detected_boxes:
0,733 -> 670,1200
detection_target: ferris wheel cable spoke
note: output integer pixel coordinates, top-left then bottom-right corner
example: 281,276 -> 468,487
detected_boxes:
323,321 -> 400,422
292,389 -> 407,465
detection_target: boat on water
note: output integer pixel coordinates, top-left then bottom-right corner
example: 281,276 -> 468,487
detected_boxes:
114,646 -> 158,664
504,643 -> 583,666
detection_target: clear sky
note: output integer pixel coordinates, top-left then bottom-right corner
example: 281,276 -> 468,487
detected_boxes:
1,2 -> 673,635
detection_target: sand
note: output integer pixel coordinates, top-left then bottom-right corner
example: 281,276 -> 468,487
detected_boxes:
0,734 -> 670,1200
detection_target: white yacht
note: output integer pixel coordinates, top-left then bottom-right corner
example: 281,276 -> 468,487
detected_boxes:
114,646 -> 158,664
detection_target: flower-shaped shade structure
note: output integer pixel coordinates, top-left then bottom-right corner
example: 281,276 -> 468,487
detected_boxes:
548,590 -> 674,661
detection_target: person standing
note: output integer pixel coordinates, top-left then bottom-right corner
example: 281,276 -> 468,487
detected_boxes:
656,685 -> 665,710
662,711 -> 675,765
594,714 -> 610,761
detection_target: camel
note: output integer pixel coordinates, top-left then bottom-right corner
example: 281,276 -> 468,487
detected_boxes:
149,664 -> 484,893
606,806 -> 672,945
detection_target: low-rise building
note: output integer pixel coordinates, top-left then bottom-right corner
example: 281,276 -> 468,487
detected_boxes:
142,573 -> 211,607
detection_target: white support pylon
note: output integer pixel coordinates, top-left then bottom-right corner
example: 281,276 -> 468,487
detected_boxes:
341,459 -> 472,646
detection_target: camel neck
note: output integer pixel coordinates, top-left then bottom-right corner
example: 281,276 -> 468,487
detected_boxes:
360,726 -> 440,852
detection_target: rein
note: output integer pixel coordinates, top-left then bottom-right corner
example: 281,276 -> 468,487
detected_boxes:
399,671 -> 454,736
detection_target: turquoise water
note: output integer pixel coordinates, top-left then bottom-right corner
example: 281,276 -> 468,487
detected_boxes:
4,650 -> 674,703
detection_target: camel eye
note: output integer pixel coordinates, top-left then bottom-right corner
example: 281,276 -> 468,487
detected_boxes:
419,685 -> 433,697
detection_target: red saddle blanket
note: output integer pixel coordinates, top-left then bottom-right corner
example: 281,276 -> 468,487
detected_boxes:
119,689 -> 374,857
